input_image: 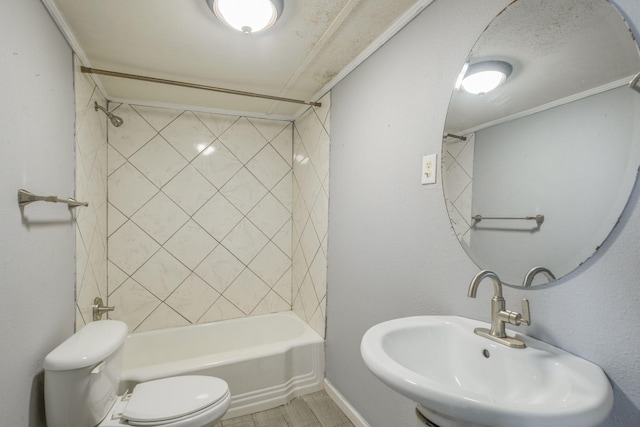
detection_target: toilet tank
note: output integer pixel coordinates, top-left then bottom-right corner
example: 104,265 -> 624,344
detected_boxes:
44,320 -> 129,427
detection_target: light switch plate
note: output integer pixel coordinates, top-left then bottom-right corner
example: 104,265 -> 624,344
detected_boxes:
422,154 -> 437,184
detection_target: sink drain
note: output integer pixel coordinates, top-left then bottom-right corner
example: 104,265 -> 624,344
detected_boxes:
482,349 -> 491,358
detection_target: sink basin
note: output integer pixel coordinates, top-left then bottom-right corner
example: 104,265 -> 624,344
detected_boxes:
361,316 -> 613,427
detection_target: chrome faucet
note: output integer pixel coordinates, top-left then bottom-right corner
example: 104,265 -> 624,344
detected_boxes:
468,270 -> 531,348
523,266 -> 555,287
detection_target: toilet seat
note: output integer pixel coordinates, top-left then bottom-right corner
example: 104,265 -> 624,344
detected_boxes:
100,376 -> 230,427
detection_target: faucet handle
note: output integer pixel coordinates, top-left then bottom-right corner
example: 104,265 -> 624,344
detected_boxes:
519,299 -> 531,326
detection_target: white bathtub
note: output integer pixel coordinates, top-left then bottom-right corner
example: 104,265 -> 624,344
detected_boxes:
119,311 -> 325,418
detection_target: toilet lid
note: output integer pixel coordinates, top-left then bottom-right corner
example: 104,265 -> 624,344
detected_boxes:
122,376 -> 229,423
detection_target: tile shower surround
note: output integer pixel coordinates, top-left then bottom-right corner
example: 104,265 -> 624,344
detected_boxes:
105,94 -> 330,336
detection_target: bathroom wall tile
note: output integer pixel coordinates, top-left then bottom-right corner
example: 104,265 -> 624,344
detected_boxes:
166,274 -> 220,323
192,140 -> 243,189
219,117 -> 268,163
223,269 -> 270,314
192,193 -> 243,242
108,203 -> 128,237
106,102 -> 300,331
247,193 -> 290,239
194,245 -> 245,294
222,219 -> 269,265
442,160 -> 471,204
219,168 -> 268,215
108,162 -> 158,217
131,192 -> 189,244
300,220 -> 321,266
109,221 -> 160,275
248,117 -> 290,142
108,104 -> 158,159
271,171 -> 293,212
298,274 -> 319,321
308,251 -> 327,303
162,165 -> 217,215
164,220 -> 218,270
310,190 -> 329,242
272,219 -> 293,258
132,249 -> 190,300
311,130 -> 331,183
135,303 -> 190,333
194,111 -> 239,138
273,268 -> 292,305
270,124 -> 294,166
249,242 -> 290,287
251,290 -> 290,316
198,296 -> 244,324
108,145 -> 126,176
108,278 -> 161,331
160,111 -> 216,161
129,135 -> 188,187
246,144 -> 291,190
132,105 -> 182,132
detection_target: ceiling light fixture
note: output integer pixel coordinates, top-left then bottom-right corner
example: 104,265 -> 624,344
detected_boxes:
207,0 -> 284,35
459,60 -> 513,95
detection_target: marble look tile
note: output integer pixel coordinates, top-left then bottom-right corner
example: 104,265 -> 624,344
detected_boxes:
250,290 -> 290,316
162,165 -> 216,215
194,245 -> 245,294
192,193 -> 243,242
272,268 -> 292,304
132,248 -> 190,300
246,144 -> 291,190
107,203 -> 127,237
219,117 -> 268,164
299,274 -> 319,320
296,109 -> 323,157
129,135 -> 187,187
164,220 -> 218,270
108,104 -> 158,159
310,189 -> 329,242
270,171 -> 293,213
194,111 -> 239,138
271,219 -> 292,258
107,145 -> 126,176
267,123 -> 293,166
108,278 -> 161,331
300,220 -> 320,266
223,269 -> 270,314
442,160 -> 471,203
249,242 -> 290,287
161,111 -> 215,161
166,274 -> 219,323
247,193 -> 290,239
108,221 -> 160,275
132,104 -> 182,132
311,129 -> 331,183
192,140 -> 243,189
247,117 -> 290,142
199,296 -> 244,324
135,303 -> 190,332
108,162 -> 158,217
131,192 -> 189,244
108,261 -> 129,294
222,219 -> 268,265
308,250 -> 327,302
220,168 -> 268,215
309,305 -> 325,339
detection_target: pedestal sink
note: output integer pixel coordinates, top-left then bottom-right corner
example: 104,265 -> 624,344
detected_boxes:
361,316 -> 613,427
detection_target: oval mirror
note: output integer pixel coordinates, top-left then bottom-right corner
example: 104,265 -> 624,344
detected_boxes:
442,0 -> 640,287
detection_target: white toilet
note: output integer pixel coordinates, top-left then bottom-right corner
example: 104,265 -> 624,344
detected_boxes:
43,320 -> 231,427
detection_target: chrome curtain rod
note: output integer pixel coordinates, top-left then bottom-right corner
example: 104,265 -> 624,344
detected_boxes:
80,66 -> 322,108
472,214 -> 545,226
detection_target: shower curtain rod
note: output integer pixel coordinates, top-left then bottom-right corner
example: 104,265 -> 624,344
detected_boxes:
80,66 -> 322,108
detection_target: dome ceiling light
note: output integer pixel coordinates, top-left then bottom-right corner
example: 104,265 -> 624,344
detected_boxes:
206,0 -> 284,35
458,60 -> 513,95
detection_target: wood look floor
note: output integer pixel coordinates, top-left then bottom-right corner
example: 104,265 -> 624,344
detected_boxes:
214,391 -> 355,427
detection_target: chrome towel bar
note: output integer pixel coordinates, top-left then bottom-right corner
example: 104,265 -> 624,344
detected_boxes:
630,72 -> 640,94
472,214 -> 544,226
18,189 -> 88,209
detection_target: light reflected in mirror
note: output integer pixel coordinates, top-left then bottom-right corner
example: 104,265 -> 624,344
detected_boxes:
442,0 -> 640,287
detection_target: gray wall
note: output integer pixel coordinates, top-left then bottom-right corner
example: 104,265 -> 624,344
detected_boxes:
326,0 -> 640,426
0,0 -> 76,425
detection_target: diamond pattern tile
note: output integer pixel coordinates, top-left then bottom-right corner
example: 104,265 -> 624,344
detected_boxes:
160,111 -> 216,161
108,104 -> 158,159
103,99 -> 334,332
129,135 -> 188,187
131,192 -> 189,244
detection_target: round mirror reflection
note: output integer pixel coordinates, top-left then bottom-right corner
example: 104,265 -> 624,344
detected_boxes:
442,0 -> 640,287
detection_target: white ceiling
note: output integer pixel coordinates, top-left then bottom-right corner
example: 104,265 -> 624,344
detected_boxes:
44,0 -> 432,119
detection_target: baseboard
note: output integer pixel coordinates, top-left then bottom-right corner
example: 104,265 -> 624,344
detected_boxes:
324,379 -> 371,427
